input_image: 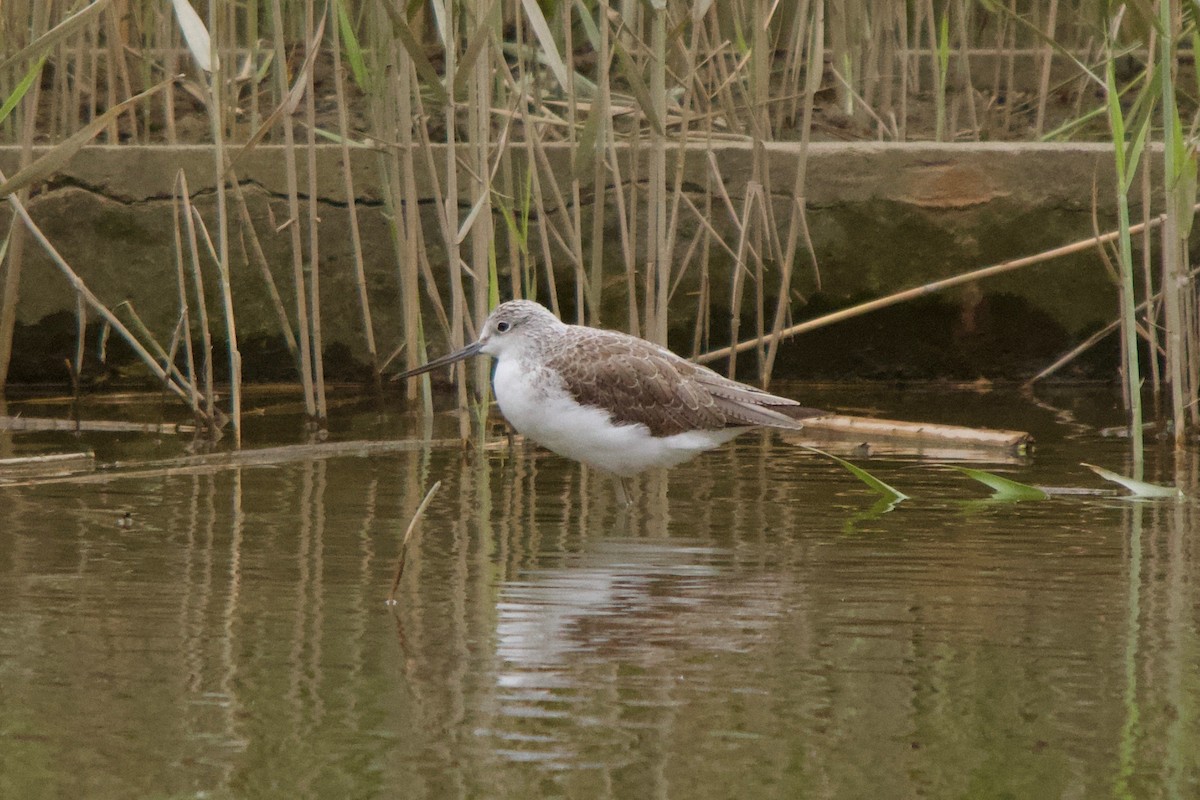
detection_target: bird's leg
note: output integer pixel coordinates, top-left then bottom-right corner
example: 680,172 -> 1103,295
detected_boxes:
615,477 -> 633,507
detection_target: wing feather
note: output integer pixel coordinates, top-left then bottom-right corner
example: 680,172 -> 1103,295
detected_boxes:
544,328 -> 823,437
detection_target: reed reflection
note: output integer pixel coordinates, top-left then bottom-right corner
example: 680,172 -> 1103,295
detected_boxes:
1114,451 -> 1198,798
1,426 -> 1198,798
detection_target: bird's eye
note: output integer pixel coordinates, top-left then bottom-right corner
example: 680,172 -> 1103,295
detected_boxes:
495,321 -> 511,333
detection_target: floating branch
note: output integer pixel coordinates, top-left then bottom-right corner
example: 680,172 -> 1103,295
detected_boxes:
0,438 -> 463,488
0,416 -> 196,435
799,415 -> 1033,455
0,452 -> 95,481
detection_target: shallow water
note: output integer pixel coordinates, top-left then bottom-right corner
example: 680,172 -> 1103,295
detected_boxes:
1,385 -> 1198,799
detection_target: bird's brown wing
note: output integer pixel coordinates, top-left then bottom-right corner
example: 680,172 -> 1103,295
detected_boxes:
544,330 -> 824,437
690,368 -> 825,424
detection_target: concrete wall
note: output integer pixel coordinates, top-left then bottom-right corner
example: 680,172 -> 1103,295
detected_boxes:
0,142 -> 1152,382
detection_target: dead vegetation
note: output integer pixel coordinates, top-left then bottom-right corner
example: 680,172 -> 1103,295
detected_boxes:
0,1 -> 1196,462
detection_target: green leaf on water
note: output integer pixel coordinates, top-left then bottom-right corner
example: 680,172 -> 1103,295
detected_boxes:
1082,463 -> 1182,498
842,494 -> 904,533
952,467 -> 1047,501
803,446 -> 908,502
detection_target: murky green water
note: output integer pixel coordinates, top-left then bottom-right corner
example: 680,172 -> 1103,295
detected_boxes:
1,386 -> 1197,799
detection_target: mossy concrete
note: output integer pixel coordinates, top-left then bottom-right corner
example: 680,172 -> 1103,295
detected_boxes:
0,142 -> 1165,383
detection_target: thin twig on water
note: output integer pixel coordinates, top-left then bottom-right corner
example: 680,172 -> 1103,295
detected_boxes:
387,480 -> 442,605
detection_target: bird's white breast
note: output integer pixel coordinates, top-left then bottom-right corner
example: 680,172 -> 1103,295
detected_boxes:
491,355 -> 743,477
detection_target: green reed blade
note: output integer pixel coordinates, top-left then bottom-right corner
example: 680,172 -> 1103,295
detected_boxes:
803,446 -> 909,502
1082,463 -> 1182,498
952,466 -> 1048,501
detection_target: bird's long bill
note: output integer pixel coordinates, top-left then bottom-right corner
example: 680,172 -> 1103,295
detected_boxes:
392,340 -> 485,381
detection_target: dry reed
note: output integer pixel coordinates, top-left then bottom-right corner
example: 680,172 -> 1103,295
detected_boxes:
0,0 -> 1195,449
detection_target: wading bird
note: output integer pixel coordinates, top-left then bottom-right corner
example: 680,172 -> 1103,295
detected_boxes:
395,301 -> 825,501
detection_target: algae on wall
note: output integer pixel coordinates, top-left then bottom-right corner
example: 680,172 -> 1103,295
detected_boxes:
0,143 -> 1133,384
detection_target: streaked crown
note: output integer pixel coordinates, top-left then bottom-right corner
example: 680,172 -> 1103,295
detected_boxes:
479,300 -> 563,356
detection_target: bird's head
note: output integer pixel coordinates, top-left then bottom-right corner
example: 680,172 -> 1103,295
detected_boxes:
391,300 -> 562,381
